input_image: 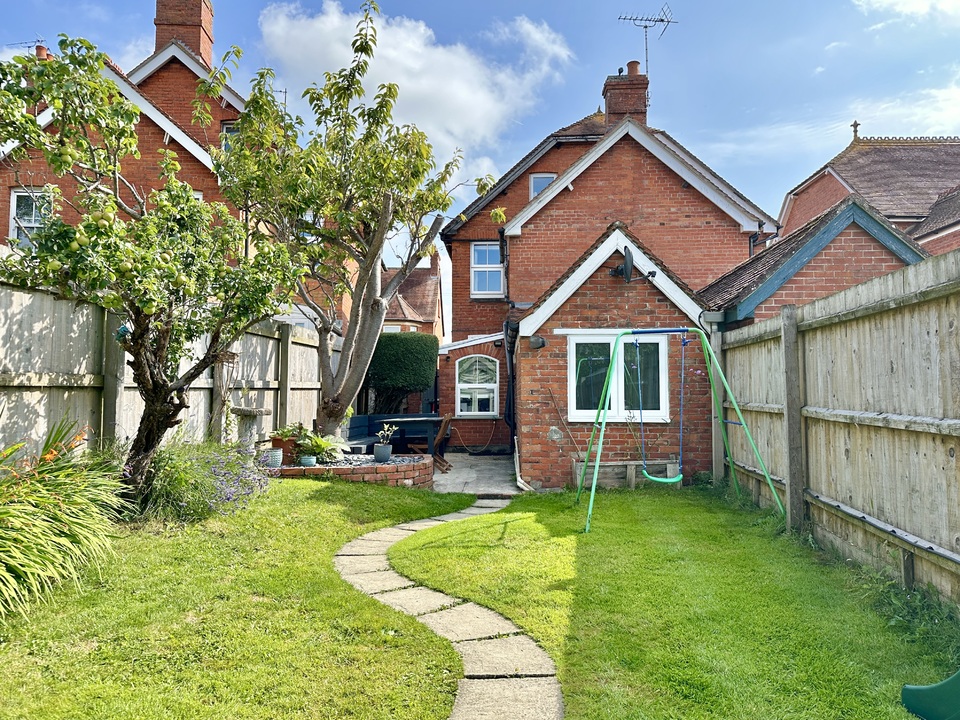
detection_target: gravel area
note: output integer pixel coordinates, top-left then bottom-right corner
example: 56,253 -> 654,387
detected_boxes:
297,454 -> 427,468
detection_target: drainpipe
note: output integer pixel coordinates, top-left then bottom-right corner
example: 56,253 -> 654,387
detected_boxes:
498,227 -> 509,299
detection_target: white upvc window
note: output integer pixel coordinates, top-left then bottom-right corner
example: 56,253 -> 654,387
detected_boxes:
470,241 -> 503,298
9,188 -> 51,249
382,325 -> 401,333
456,355 -> 499,417
566,332 -> 669,423
530,173 -> 556,198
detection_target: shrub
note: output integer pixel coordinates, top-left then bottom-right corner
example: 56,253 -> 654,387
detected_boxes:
0,421 -> 125,622
297,433 -> 350,462
367,333 -> 439,413
140,441 -> 271,522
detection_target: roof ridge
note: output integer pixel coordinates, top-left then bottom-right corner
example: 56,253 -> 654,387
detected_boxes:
856,135 -> 960,144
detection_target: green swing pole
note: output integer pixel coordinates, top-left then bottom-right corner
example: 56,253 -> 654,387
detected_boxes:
698,334 -> 743,501
582,327 -> 784,533
575,358 -> 609,504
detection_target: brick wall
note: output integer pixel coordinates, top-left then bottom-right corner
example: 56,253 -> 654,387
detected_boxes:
154,0 -> 215,68
751,224 -> 908,320
781,173 -> 850,236
437,340 -> 512,451
919,226 -> 960,256
514,252 -> 713,489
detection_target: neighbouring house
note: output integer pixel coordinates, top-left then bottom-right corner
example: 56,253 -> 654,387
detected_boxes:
779,127 -> 960,256
379,253 -> 445,413
700,195 -> 928,328
1,0 -> 241,252
439,61 -> 778,487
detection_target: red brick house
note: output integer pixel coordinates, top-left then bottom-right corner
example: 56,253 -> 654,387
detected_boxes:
778,129 -> 960,256
701,195 -> 927,327
439,61 -> 778,487
2,0 -> 241,251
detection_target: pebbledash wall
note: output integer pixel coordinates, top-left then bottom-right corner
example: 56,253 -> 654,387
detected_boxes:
0,281 -> 320,452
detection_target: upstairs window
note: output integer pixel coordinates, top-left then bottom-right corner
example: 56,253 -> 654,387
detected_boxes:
456,355 -> 499,417
470,241 -> 503,298
9,188 -> 51,249
567,332 -> 669,423
530,173 -> 556,199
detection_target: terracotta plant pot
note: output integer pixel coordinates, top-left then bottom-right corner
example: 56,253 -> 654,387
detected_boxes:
271,437 -> 298,466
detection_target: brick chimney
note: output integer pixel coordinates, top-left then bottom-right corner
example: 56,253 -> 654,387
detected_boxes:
155,0 -> 214,68
603,60 -> 649,127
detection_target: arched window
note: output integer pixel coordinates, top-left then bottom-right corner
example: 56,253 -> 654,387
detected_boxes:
456,355 -> 499,417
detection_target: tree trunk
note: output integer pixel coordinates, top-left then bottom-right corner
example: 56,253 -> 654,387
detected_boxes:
123,390 -> 184,502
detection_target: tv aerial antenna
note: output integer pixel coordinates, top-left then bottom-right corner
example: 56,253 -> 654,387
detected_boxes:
618,4 -> 676,76
4,36 -> 45,50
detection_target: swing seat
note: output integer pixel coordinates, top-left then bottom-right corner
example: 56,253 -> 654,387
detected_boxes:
641,468 -> 683,484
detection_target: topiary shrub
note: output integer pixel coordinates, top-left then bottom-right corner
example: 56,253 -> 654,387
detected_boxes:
367,333 -> 439,414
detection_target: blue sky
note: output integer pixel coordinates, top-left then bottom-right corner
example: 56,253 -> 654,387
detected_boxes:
4,0 -> 960,222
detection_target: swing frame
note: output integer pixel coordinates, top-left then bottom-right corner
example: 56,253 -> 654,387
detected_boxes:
632,332 -> 687,483
574,327 -> 785,532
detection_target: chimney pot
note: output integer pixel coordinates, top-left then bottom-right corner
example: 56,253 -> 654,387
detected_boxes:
35,45 -> 48,60
626,60 -> 641,76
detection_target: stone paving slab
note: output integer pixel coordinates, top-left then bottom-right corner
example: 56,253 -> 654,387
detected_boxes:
337,538 -> 396,555
359,527 -> 417,543
450,677 -> 563,720
456,506 -> 504,515
473,499 -> 512,509
342,569 -> 415,595
431,511 -> 482,522
333,554 -> 390,575
394,518 -> 448,531
418,602 -> 521,642
454,636 -> 557,678
375,586 -> 461,615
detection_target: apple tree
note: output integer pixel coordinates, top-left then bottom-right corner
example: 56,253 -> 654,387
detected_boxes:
0,37 -> 300,501
200,2 -> 459,435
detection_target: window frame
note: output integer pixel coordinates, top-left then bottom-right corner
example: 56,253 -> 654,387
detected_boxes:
530,172 -> 557,199
566,332 -> 670,423
455,354 -> 499,418
470,241 -> 504,299
9,187 -> 51,249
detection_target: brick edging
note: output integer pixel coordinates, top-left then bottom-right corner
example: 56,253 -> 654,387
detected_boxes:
278,454 -> 434,489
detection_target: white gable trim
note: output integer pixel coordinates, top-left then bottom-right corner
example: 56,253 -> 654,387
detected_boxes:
1,68 -> 213,171
127,43 -> 246,112
439,332 -> 502,355
518,228 -> 704,337
503,120 -> 769,235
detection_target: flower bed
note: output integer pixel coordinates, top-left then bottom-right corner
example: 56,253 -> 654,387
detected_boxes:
278,454 -> 434,489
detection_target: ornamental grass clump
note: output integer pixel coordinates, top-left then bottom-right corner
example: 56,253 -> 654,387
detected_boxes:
140,441 -> 271,522
0,420 -> 125,622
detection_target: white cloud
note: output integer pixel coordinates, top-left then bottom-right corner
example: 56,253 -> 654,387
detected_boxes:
258,1 -> 573,186
853,0 -> 960,17
824,41 -> 849,51
112,35 -> 153,73
814,66 -> 826,75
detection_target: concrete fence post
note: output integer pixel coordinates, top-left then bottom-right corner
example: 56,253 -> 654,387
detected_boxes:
781,304 -> 806,531
278,323 -> 293,431
101,313 -> 126,445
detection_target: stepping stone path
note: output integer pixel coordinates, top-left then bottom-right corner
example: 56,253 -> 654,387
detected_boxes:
334,498 -> 564,720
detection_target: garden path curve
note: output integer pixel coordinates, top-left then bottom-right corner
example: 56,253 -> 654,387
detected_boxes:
334,498 -> 564,720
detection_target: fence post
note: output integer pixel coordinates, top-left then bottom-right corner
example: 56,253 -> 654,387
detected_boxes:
209,361 -> 225,443
710,325 -> 726,479
101,313 -> 126,445
277,323 -> 293,430
781,304 -> 806,530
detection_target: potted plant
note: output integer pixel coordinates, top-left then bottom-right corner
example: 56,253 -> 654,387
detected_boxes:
298,433 -> 350,466
270,423 -> 306,466
373,423 -> 398,463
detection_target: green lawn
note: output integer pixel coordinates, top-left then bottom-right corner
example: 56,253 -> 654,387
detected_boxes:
0,479 -> 474,720
390,486 -> 959,720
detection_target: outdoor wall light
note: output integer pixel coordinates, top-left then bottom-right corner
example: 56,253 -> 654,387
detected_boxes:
493,339 -> 503,347
529,335 -> 547,349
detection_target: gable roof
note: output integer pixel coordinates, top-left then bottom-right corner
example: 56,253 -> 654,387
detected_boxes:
441,112 -> 606,239
504,119 -> 777,235
781,135 -> 960,224
518,222 -> 706,337
382,266 -> 441,326
912,184 -> 960,240
0,63 -> 214,171
127,40 -> 245,112
700,195 -> 927,322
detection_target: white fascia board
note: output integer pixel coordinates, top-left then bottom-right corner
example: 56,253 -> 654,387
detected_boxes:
517,228 -> 704,337
504,120 -> 768,236
127,44 -> 246,112
102,66 -> 213,171
917,221 -> 960,245
0,108 -> 57,161
439,332 -> 502,355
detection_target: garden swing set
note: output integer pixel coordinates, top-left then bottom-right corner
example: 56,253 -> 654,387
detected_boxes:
574,326 -> 786,532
